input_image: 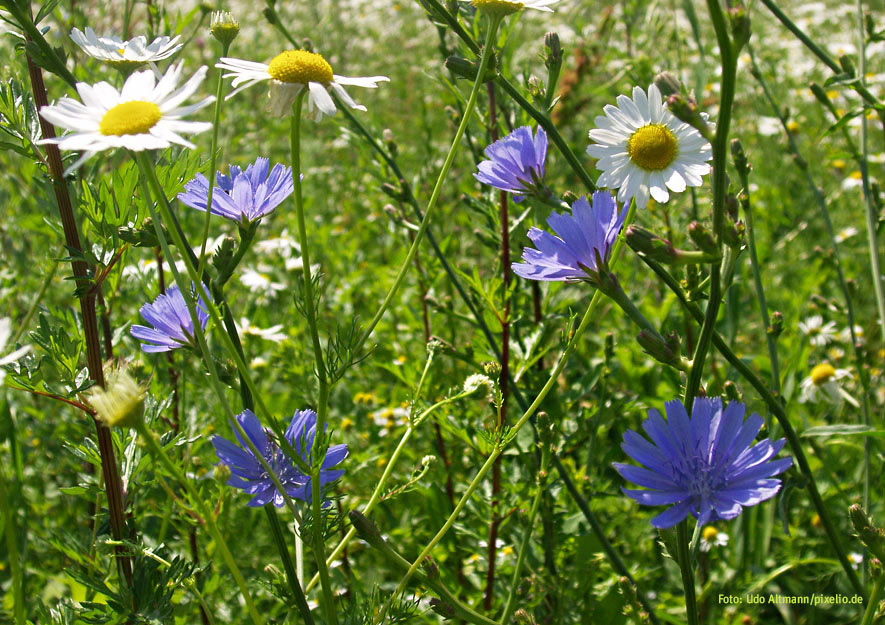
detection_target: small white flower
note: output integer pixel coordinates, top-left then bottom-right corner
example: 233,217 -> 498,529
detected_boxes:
839,325 -> 864,345
371,406 -> 409,436
587,84 -> 712,209
468,0 -> 559,16
70,27 -> 182,68
240,267 -> 286,295
700,527 -> 729,552
38,63 -> 213,175
798,315 -> 838,347
0,318 -> 30,384
216,50 -> 388,119
237,317 -> 287,343
799,363 -> 854,405
848,552 -> 864,570
835,226 -> 859,243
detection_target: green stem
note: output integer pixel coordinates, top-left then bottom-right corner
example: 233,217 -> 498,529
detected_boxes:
349,14 -> 503,359
134,152 -> 302,519
676,520 -> 699,625
135,420 -> 265,625
739,176 -> 780,394
860,574 -> 885,625
338,91 -> 660,625
378,201 -> 637,622
288,91 -> 338,625
641,257 -> 866,598
196,40 -> 231,279
500,447 -> 550,624
264,505 -> 315,625
0,466 -> 24,625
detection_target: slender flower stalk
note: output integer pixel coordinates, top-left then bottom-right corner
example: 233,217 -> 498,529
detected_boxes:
133,419 -> 265,625
350,13 -> 503,359
196,37 -> 233,279
25,49 -> 134,590
376,201 -> 638,624
640,256 -> 866,597
287,91 -> 338,625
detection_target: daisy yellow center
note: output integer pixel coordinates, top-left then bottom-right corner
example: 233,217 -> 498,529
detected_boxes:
267,50 -> 333,85
702,526 -> 719,541
810,363 -> 836,386
472,0 -> 524,15
99,101 -> 162,136
627,123 -> 679,171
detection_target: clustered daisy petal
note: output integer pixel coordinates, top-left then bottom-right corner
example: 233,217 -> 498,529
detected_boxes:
614,398 -> 792,528
587,84 -> 712,209
178,157 -> 295,224
38,63 -> 213,174
212,408 -> 348,507
216,50 -> 389,119
70,27 -> 183,67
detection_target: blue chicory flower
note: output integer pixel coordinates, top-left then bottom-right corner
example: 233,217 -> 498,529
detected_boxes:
130,283 -> 209,353
212,408 -> 348,508
178,157 -> 294,223
614,397 -> 793,528
474,125 -> 547,202
512,190 -> 626,282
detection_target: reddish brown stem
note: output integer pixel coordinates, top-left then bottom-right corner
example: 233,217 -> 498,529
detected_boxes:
483,80 -> 510,611
25,51 -> 133,588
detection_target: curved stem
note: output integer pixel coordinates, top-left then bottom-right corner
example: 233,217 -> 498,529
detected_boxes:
265,505 -> 315,625
348,14 -> 503,361
135,421 -> 265,625
196,40 -> 231,279
860,574 -> 885,625
641,257 -> 866,597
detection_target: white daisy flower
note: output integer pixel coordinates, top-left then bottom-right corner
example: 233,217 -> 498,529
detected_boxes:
587,84 -> 712,209
70,27 -> 182,69
371,406 -> 409,437
38,63 -> 213,175
468,0 -> 559,16
236,317 -> 287,343
699,526 -> 729,552
216,50 -> 389,119
240,267 -> 286,295
848,552 -> 864,570
798,315 -> 838,347
798,363 -> 854,405
835,226 -> 859,243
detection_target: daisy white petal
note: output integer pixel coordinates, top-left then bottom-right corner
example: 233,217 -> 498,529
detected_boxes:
587,84 -> 712,208
37,64 -> 213,174
218,49 -> 388,120
70,27 -> 182,68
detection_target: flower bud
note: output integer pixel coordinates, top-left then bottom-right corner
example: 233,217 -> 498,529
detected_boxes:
88,365 -> 146,429
768,311 -> 784,338
464,373 -> 495,398
722,220 -> 745,249
727,6 -> 751,51
654,71 -> 683,97
839,54 -> 856,76
688,221 -> 718,256
382,128 -> 398,157
429,598 -> 456,618
724,380 -> 742,402
527,75 -> 544,99
349,510 -> 385,548
545,32 -> 562,66
214,463 -> 232,483
380,182 -> 407,202
422,555 -> 439,580
210,11 -> 239,47
730,138 -> 750,177
514,609 -> 536,625
637,330 -> 686,371
666,94 -> 712,141
626,225 -> 678,264
445,55 -> 497,82
871,557 -> 882,579
482,361 -> 502,377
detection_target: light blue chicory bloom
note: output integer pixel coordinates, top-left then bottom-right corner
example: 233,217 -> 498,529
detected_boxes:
130,284 -> 209,353
178,157 -> 294,223
474,125 -> 547,202
512,190 -> 626,282
614,398 -> 793,528
212,408 -> 348,507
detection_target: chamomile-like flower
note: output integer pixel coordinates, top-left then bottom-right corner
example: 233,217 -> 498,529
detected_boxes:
799,362 -> 854,405
798,315 -> 838,347
216,50 -> 389,119
70,27 -> 182,69
38,63 -> 213,175
469,0 -> 559,16
587,84 -> 712,209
